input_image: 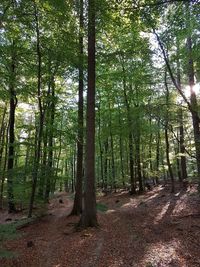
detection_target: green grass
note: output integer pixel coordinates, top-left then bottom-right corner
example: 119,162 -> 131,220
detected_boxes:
0,217 -> 35,242
0,217 -> 34,259
96,202 -> 108,212
0,223 -> 21,242
0,249 -> 17,259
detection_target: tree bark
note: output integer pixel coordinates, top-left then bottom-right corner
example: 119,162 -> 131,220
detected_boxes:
117,98 -> 125,186
176,36 -> 187,183
97,97 -> 104,188
7,45 -> 17,213
79,0 -> 98,227
104,138 -> 108,190
155,119 -> 160,184
71,0 -> 84,215
187,34 -> 200,188
45,78 -> 55,201
108,101 -> 116,190
122,68 -> 136,194
28,3 -> 44,217
179,108 -> 187,181
164,71 -> 175,193
0,122 -> 9,209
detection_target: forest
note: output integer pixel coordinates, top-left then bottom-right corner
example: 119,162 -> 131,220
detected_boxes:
0,0 -> 200,266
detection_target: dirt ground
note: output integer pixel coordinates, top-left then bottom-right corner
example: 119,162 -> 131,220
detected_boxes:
0,184 -> 200,267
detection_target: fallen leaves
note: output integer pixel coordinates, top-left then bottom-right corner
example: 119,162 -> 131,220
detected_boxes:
1,185 -> 200,267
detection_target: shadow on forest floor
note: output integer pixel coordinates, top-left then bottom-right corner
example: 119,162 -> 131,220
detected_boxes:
1,184 -> 200,267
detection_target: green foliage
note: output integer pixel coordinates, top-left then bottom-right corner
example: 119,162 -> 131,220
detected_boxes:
0,0 -> 199,215
0,249 -> 17,259
0,218 -> 34,242
0,218 -> 34,259
96,202 -> 108,212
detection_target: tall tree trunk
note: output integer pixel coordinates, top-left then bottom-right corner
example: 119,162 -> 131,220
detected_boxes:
45,78 -> 55,201
71,0 -> 84,215
39,125 -> 47,198
164,71 -> 175,193
174,132 -> 182,183
187,33 -> 200,188
149,116 -> 153,182
0,105 -> 7,170
28,4 -> 44,217
79,0 -> 97,227
165,127 -> 174,192
7,45 -> 17,213
179,108 -> 187,181
122,69 -> 136,194
129,132 -> 135,194
104,138 -> 108,190
136,132 -> 143,192
155,119 -> 160,184
0,123 -> 9,209
135,101 -> 143,192
97,98 -> 104,188
117,99 -> 125,186
108,101 -> 116,190
176,37 -> 187,183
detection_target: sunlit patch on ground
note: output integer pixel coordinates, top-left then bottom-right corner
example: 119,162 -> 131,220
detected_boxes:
1,185 -> 200,267
109,259 -> 125,267
141,239 -> 185,267
120,198 -> 139,209
144,192 -> 161,202
106,209 -> 116,213
154,201 -> 171,224
172,196 -> 188,215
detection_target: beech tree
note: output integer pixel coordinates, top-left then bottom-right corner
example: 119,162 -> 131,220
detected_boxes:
79,0 -> 98,227
0,0 -> 200,219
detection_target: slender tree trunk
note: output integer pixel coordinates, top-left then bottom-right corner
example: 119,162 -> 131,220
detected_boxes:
155,120 -> 160,184
164,71 -> 175,193
122,70 -> 136,194
0,105 -> 7,148
0,123 -> 9,209
131,85 -> 144,193
54,114 -> 63,181
71,156 -> 74,192
179,108 -> 187,181
28,4 -> 44,217
165,127 -> 174,192
187,33 -> 200,188
176,37 -> 187,183
136,133 -> 143,192
79,0 -> 97,227
128,132 -> 135,194
149,117 -> 153,179
117,100 -> 125,186
97,98 -> 104,188
71,0 -> 84,215
7,45 -> 17,213
175,133 -> 182,183
39,125 -> 47,198
104,138 -> 108,190
108,101 -> 116,190
45,78 -> 55,200
0,105 -> 7,169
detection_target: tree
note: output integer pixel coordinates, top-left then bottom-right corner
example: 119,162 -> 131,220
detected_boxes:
70,0 -> 84,216
79,0 -> 98,228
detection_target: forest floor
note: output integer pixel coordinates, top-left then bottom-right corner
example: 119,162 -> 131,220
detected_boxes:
0,184 -> 200,267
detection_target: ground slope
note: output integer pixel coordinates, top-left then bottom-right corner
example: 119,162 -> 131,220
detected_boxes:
1,185 -> 200,267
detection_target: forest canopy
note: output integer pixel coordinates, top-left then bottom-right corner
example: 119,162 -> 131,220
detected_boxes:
0,0 -> 200,226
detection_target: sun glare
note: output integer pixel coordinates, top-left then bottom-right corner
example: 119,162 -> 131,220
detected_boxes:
184,83 -> 200,98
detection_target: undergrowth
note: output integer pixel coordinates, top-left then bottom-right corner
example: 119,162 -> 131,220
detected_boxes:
0,217 -> 34,259
96,202 -> 108,212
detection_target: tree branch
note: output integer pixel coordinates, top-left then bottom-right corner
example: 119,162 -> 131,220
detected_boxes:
153,29 -> 200,123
